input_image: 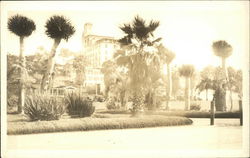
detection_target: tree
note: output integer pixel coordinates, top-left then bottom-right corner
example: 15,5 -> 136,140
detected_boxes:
196,66 -> 215,101
212,40 -> 232,111
227,67 -> 243,111
157,44 -> 175,110
179,64 -> 195,110
8,15 -> 36,113
101,60 -> 129,109
41,15 -> 75,91
72,55 -> 88,87
171,66 -> 180,100
115,16 -> 162,113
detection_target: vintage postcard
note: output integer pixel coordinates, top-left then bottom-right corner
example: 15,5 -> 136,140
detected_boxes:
1,1 -> 249,158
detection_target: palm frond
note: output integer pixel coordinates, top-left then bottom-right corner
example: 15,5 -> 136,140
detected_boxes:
45,15 -> 75,41
179,64 -> 195,78
8,14 -> 36,37
212,40 -> 232,58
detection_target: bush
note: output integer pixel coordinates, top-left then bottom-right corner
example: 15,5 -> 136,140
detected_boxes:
106,97 -> 120,110
190,102 -> 201,111
94,95 -> 105,102
66,93 -> 95,117
7,95 -> 18,110
24,94 -> 65,121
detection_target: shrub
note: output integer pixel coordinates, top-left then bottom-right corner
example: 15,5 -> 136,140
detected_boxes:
66,93 -> 95,117
7,95 -> 18,110
106,97 -> 120,110
94,95 -> 105,102
24,94 -> 65,121
190,102 -> 201,111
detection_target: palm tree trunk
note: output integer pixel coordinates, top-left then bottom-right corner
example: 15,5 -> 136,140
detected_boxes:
206,89 -> 208,101
18,37 -> 25,114
185,77 -> 190,110
41,39 -> 61,91
229,89 -> 233,111
221,57 -> 227,111
166,64 -> 172,110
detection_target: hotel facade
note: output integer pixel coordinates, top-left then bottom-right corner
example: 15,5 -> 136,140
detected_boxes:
82,23 -> 120,94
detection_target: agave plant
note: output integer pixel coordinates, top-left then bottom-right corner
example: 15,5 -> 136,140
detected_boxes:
41,15 -> 75,91
24,94 -> 65,121
8,14 -> 36,113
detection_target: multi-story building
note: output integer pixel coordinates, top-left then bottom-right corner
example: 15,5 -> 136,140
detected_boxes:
82,23 -> 120,94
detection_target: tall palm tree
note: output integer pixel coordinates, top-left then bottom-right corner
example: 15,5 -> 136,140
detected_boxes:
41,15 -> 75,91
157,44 -> 175,110
179,64 -> 195,110
115,15 -> 162,113
8,14 -> 36,113
212,40 -> 232,111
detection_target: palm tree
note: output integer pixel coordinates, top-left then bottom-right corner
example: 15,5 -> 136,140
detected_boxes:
212,40 -> 232,111
196,78 -> 213,101
8,14 -> 36,113
115,15 -> 162,113
179,64 -> 195,110
41,15 -> 75,91
157,44 -> 175,110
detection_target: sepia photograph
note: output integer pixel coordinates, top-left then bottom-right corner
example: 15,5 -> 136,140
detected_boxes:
1,1 -> 249,158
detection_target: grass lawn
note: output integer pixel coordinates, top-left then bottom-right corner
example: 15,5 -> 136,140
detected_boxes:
7,114 -> 193,135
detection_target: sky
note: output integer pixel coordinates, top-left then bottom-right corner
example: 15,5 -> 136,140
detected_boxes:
1,1 -> 249,71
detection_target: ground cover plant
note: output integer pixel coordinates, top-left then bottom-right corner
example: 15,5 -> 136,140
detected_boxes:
7,114 -> 193,135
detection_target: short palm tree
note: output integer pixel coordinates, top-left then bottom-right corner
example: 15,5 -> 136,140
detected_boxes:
179,64 -> 195,110
196,78 -> 213,101
41,15 -> 75,91
157,44 -> 175,110
8,14 -> 36,113
212,40 -> 232,111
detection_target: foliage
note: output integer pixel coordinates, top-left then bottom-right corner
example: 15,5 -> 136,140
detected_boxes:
157,44 -> 175,64
66,93 -> 95,117
24,94 -> 65,121
7,52 -> 48,92
106,97 -> 121,110
144,94 -> 162,110
116,15 -> 162,112
178,64 -> 195,78
101,60 -> 129,108
7,95 -> 19,110
190,102 -> 201,111
212,40 -> 232,58
72,54 -> 88,86
94,95 -> 105,102
45,15 -> 75,41
8,14 -> 36,37
227,67 -> 242,98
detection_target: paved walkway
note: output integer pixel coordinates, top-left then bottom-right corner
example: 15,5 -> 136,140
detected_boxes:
6,119 -> 247,158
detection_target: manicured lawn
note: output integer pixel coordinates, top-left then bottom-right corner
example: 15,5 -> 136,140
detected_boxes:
7,114 -> 193,135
